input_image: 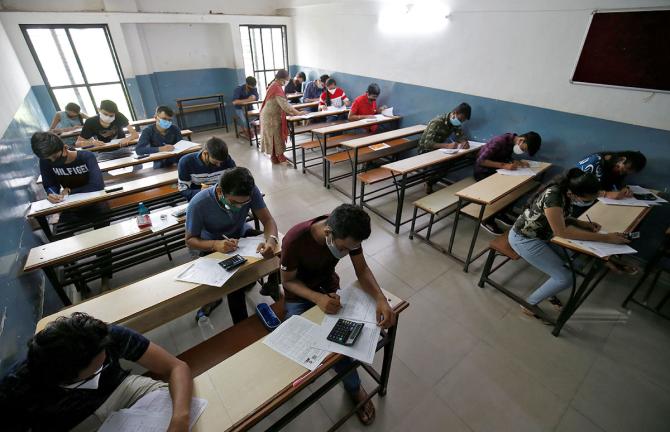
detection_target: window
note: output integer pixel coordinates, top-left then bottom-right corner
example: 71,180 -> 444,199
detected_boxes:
239,25 -> 289,99
21,24 -> 135,120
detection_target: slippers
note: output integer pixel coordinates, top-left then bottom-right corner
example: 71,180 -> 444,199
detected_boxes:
548,296 -> 563,311
351,387 -> 376,426
520,305 -> 553,325
605,260 -> 640,275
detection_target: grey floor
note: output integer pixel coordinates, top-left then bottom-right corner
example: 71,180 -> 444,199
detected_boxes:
79,128 -> 670,432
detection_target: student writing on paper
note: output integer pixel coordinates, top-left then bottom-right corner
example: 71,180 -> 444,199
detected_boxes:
474,131 -> 542,235
49,102 -> 88,148
508,169 -> 630,321
284,71 -> 306,94
136,105 -> 183,168
0,313 -> 193,432
77,100 -> 137,161
280,204 -> 396,426
418,102 -> 472,194
186,167 -> 281,323
31,132 -> 108,225
318,77 -> 351,111
232,76 -> 260,139
178,137 -> 236,201
302,74 -> 328,106
348,83 -> 388,133
575,150 -> 647,201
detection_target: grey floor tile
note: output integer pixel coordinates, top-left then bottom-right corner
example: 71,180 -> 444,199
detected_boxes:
555,408 -> 604,432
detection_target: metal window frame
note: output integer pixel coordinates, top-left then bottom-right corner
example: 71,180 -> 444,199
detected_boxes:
240,24 -> 290,96
20,23 -> 137,119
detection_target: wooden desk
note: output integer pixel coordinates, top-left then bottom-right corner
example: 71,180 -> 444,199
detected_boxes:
190,290 -> 408,431
176,94 -> 228,132
285,91 -> 303,100
337,125 -> 426,203
285,108 -> 350,170
310,116 -> 401,185
446,162 -> 552,271
234,99 -> 262,147
98,143 -> 201,173
59,118 -> 158,139
83,129 -> 193,153
375,146 -> 483,233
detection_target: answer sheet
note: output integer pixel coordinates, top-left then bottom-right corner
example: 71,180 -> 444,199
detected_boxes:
171,140 -> 201,153
331,286 -> 378,324
128,389 -> 208,429
30,190 -> 106,212
311,316 -> 379,365
175,257 -> 236,287
381,107 -> 394,116
263,315 -> 330,371
565,239 -> 637,258
496,167 -> 538,176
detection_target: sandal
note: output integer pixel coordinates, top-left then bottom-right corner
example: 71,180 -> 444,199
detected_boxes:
548,296 -> 563,311
351,387 -> 376,426
520,305 -> 553,325
605,260 -> 639,275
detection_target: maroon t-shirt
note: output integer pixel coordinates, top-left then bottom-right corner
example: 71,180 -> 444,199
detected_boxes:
281,215 -> 363,301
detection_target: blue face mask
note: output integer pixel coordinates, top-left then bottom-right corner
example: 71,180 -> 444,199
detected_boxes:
449,115 -> 462,127
158,118 -> 172,129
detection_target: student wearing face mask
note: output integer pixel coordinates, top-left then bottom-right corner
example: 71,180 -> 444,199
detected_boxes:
178,136 -> 236,201
302,74 -> 329,104
318,78 -> 351,111
135,105 -> 183,168
576,150 -> 647,201
186,167 -> 280,322
474,131 -> 542,235
508,169 -> 630,321
284,71 -> 306,94
77,100 -> 138,161
232,76 -> 260,139
49,102 -> 89,147
418,102 -> 472,194
259,69 -> 303,164
0,312 -> 193,432
281,204 -> 396,426
348,83 -> 389,133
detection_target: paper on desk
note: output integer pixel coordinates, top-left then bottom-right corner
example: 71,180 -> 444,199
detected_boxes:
369,143 -> 390,151
440,140 -> 485,155
597,197 -> 650,207
126,389 -> 208,430
171,140 -> 200,154
496,167 -> 538,176
363,115 -> 387,123
149,211 -> 178,232
263,315 -> 330,371
467,141 -> 486,149
234,235 -> 263,257
331,286 -> 378,324
109,138 -> 123,145
311,316 -> 379,365
30,191 -> 106,212
381,107 -> 394,116
109,167 -> 134,176
99,410 -> 167,432
565,239 -> 637,258
175,257 -> 236,287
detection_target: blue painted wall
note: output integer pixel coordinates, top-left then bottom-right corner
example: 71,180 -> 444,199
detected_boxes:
0,89 -> 61,377
293,65 -> 670,191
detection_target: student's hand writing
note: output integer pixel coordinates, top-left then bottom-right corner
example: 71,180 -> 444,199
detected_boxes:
160,144 -> 175,152
621,187 -> 633,198
119,138 -> 131,147
257,241 -> 276,259
213,239 -> 238,253
47,193 -> 64,204
457,141 -> 470,150
516,160 -> 530,168
503,163 -> 518,170
166,417 -> 189,432
603,232 -> 630,244
317,293 -> 341,314
376,299 -> 396,329
580,220 -> 601,232
605,190 -> 628,200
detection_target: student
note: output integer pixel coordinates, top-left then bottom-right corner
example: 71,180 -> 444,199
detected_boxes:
281,204 -> 396,426
302,74 -> 328,103
418,102 -> 472,193
49,102 -> 88,147
348,83 -> 388,133
186,167 -> 280,322
0,312 -> 193,432
135,105 -> 183,168
284,71 -> 306,94
178,136 -> 236,201
318,78 -> 351,110
232,76 -> 260,138
31,132 -> 107,222
508,169 -> 630,319
475,131 -> 542,234
576,151 -> 647,199
77,100 -> 137,161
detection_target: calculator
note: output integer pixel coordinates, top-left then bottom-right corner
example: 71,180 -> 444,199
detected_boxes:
219,254 -> 247,271
327,319 -> 364,346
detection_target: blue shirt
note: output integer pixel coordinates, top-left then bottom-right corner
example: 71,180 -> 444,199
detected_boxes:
136,124 -> 183,168
177,151 -> 237,201
232,84 -> 259,104
186,185 -> 266,240
40,150 -> 104,194
576,153 -> 624,191
302,80 -> 323,102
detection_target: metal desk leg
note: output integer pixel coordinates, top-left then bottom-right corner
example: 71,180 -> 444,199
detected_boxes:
321,135 -> 328,187
37,216 -> 54,241
44,266 -> 71,306
379,319 -> 399,396
394,174 -> 407,234
350,148 -> 359,204
463,205 -> 486,273
289,122 -> 297,169
244,106 -> 253,147
447,198 -> 465,255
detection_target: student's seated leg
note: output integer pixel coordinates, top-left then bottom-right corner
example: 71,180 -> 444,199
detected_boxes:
227,288 -> 250,324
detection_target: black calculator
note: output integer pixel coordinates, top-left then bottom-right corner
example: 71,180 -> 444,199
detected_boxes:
219,254 -> 247,271
327,319 -> 364,346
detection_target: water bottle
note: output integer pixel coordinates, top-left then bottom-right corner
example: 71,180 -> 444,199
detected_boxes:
136,202 -> 152,228
198,315 -> 216,340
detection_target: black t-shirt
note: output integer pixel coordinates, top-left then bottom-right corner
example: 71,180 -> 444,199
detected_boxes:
284,79 -> 300,94
0,325 -> 150,432
80,113 -> 129,143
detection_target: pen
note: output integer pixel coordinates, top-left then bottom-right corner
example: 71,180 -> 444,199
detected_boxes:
586,214 -> 593,224
47,187 -> 58,195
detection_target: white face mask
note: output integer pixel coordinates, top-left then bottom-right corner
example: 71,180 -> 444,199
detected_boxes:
328,88 -> 336,95
61,363 -> 104,390
325,233 -> 349,260
99,113 -> 115,123
513,144 -> 525,155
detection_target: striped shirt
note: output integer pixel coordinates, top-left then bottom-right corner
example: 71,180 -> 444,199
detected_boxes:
177,151 -> 236,201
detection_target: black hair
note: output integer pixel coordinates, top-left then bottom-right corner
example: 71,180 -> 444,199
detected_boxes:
156,105 -> 174,117
296,72 -> 306,81
205,136 -> 229,161
326,204 -> 372,241
319,74 -> 330,84
246,76 -> 257,87
31,132 -> 65,159
219,167 -> 255,196
64,102 -> 83,123
602,151 -> 647,173
452,102 -> 472,120
275,69 -> 289,81
26,312 -> 112,385
324,78 -> 337,106
526,168 -> 600,211
99,100 -> 118,114
367,83 -> 381,96
520,131 -> 541,156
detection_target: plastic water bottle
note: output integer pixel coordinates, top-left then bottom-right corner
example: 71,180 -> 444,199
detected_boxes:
136,202 -> 152,228
197,315 -> 216,340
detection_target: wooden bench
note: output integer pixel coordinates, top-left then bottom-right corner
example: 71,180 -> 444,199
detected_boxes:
477,230 -> 521,292
176,94 -> 228,132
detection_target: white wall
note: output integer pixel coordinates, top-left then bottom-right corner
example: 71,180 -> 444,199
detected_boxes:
0,0 -> 280,14
290,0 -> 670,131
0,19 -> 31,133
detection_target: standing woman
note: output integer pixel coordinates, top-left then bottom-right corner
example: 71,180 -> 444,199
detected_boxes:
49,102 -> 88,148
259,69 -> 302,164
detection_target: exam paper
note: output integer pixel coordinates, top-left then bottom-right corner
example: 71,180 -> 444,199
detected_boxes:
234,235 -> 264,257
311,316 -> 379,365
99,410 -> 168,432
381,107 -> 394,116
597,197 -> 650,207
170,140 -> 200,154
127,389 -> 208,429
496,167 -> 538,176
175,257 -> 236,287
263,315 -> 330,371
565,239 -> 637,258
331,286 -> 378,324
109,138 -> 123,145
30,191 -> 106,212
363,115 -> 387,123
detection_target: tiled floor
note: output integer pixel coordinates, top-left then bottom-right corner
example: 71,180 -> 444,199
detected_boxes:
83,129 -> 670,431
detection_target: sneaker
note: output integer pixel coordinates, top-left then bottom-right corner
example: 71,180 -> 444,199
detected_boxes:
480,220 -> 503,236
195,299 -> 223,323
495,213 -> 517,227
259,280 -> 281,301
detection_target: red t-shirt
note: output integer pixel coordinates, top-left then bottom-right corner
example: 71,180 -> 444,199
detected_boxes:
281,215 -> 363,301
319,88 -> 347,108
350,94 -> 378,132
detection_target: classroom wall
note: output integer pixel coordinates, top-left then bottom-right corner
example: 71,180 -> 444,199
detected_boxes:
289,0 -> 670,190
